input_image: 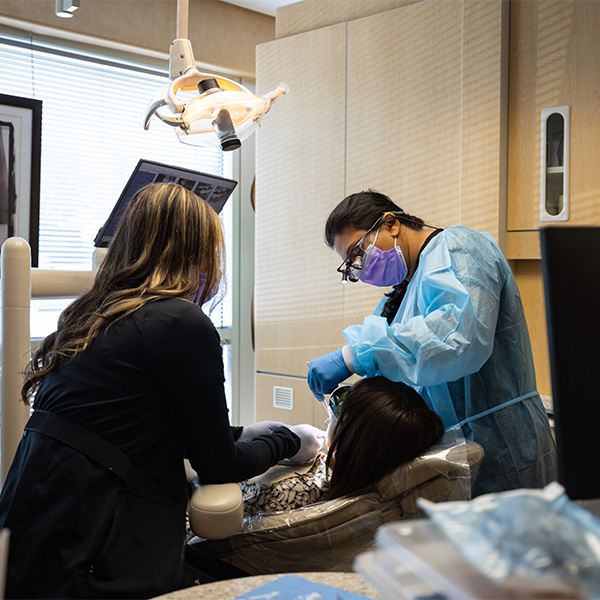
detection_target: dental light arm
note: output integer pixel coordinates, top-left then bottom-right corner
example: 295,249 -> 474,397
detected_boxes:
143,0 -> 288,150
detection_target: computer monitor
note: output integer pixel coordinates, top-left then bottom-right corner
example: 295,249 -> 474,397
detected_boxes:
94,159 -> 237,248
540,226 -> 600,500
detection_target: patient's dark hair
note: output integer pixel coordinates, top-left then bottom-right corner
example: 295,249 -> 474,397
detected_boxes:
325,376 -> 444,500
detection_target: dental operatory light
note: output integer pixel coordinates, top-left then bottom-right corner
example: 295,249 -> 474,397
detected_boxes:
55,0 -> 79,18
143,0 -> 288,151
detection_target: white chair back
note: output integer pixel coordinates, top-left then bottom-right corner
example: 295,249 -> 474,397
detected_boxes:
0,237 -> 98,482
0,529 -> 9,600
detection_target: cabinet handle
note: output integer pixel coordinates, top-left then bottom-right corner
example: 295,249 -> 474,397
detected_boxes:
540,106 -> 570,222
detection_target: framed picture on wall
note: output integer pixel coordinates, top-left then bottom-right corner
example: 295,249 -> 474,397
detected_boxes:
0,93 -> 41,267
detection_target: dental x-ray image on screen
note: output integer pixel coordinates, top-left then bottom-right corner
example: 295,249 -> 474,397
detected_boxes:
94,159 -> 237,248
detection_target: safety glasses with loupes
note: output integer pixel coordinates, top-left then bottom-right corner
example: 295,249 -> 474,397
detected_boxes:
328,385 -> 352,419
336,210 -> 404,283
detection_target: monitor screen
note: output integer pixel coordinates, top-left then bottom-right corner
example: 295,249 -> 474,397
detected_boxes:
94,159 -> 237,248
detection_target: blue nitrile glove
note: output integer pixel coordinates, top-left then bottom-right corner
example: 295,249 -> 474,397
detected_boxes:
307,349 -> 352,402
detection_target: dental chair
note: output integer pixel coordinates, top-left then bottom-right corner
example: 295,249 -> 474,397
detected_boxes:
187,433 -> 484,574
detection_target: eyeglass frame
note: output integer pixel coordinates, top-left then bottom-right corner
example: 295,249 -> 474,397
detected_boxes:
328,384 -> 352,419
336,210 -> 405,283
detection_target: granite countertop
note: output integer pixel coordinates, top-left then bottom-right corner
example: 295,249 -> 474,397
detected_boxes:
153,572 -> 381,599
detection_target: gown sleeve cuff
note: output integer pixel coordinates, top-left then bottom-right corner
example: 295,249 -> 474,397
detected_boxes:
341,344 -> 355,373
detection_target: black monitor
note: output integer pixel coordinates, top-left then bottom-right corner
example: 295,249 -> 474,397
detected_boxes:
94,159 -> 237,248
540,226 -> 600,500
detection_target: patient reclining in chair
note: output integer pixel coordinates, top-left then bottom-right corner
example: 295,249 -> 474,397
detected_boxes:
240,377 -> 444,515
190,377 -> 483,575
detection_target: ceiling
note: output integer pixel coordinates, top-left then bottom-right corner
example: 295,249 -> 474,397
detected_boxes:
220,0 -> 298,17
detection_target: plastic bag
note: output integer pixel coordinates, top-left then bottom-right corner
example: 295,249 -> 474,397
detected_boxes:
418,482 -> 600,598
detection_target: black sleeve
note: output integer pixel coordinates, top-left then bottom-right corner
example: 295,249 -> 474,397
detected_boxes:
146,300 -> 300,483
231,426 -> 243,441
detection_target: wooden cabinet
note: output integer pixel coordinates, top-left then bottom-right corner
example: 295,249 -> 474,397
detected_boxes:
346,0 -> 508,239
342,0 -> 509,326
507,1 -> 600,394
508,0 -> 600,236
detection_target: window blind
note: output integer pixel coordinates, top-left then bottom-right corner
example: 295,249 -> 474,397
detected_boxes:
0,36 -> 233,334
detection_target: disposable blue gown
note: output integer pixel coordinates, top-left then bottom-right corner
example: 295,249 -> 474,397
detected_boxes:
343,226 -> 557,496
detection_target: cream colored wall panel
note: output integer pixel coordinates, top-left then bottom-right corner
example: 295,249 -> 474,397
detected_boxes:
460,0 -> 508,245
508,0 -> 600,232
346,0 -> 463,238
255,24 -> 347,377
256,374 -> 328,428
276,0 -> 419,39
255,318 -> 344,377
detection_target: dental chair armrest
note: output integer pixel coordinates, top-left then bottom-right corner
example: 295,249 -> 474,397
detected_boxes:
189,483 -> 244,540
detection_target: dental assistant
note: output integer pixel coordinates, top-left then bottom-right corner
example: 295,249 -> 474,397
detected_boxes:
0,183 -> 323,599
307,189 -> 557,496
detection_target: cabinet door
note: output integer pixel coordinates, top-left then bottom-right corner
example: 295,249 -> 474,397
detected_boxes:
508,0 -> 600,231
255,25 -> 347,381
346,0 -> 508,290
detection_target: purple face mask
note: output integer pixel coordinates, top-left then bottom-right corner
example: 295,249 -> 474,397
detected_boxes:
191,273 -> 219,305
358,231 -> 408,287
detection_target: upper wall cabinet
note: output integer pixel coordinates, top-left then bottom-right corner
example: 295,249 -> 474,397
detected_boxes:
342,0 -> 509,326
346,0 -> 508,240
508,0 -> 600,232
255,0 -> 508,377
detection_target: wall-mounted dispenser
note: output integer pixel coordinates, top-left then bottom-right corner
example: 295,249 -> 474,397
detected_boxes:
540,106 -> 570,222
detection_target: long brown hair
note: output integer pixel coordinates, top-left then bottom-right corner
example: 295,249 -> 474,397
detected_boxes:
325,376 -> 444,500
21,182 -> 225,403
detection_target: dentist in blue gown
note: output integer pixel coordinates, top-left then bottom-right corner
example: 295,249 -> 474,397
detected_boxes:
308,190 -> 557,496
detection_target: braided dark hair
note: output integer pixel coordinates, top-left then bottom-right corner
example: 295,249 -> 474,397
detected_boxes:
325,190 -> 425,324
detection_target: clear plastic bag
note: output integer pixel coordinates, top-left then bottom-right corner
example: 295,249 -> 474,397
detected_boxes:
419,482 -> 600,598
